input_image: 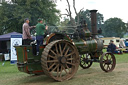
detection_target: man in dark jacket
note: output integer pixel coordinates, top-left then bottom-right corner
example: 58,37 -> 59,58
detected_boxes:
107,40 -> 121,54
107,40 -> 116,53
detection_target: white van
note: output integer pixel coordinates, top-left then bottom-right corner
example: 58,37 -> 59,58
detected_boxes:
100,37 -> 120,48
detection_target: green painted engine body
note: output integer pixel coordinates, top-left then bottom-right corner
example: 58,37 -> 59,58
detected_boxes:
15,31 -> 103,74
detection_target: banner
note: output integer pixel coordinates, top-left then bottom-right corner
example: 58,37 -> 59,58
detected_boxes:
11,35 -> 22,64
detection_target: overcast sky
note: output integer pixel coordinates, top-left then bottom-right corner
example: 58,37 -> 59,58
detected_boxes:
56,0 -> 128,22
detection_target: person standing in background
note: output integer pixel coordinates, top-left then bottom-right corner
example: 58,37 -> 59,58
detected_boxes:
22,18 -> 35,45
35,18 -> 48,55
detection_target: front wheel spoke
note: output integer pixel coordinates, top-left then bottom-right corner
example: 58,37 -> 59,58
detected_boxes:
81,61 -> 85,65
86,62 -> 90,65
105,55 -> 109,60
103,58 -> 106,61
103,63 -> 106,67
111,62 -> 113,65
105,54 -> 109,57
107,65 -> 110,70
83,62 -> 86,66
110,57 -> 112,61
102,60 -> 105,63
65,52 -> 75,57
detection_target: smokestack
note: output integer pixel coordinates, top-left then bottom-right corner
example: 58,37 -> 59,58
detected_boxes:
90,10 -> 98,38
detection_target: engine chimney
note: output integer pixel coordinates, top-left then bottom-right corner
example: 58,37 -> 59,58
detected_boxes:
90,10 -> 98,38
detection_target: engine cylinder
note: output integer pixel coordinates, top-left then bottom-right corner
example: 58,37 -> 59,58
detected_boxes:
74,38 -> 103,55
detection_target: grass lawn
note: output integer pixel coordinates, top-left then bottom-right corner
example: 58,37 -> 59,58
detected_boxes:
0,52 -> 128,85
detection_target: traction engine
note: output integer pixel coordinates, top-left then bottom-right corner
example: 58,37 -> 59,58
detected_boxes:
15,10 -> 116,81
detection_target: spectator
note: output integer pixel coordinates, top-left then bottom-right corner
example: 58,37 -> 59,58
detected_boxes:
22,18 -> 35,45
107,40 -> 122,54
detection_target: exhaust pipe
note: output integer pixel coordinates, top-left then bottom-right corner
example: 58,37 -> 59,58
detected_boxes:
90,10 -> 98,38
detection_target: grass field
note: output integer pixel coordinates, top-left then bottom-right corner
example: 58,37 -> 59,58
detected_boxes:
0,53 -> 128,85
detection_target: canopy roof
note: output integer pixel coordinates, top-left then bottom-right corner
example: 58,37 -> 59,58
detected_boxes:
0,32 -> 35,41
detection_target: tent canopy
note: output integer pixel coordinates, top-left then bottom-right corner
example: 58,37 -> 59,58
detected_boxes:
0,32 -> 35,41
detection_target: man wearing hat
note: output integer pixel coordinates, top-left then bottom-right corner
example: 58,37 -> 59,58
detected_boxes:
22,18 -> 35,45
107,40 -> 116,53
107,40 -> 122,54
35,18 -> 48,55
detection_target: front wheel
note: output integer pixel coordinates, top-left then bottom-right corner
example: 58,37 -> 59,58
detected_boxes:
80,54 -> 93,69
100,52 -> 116,72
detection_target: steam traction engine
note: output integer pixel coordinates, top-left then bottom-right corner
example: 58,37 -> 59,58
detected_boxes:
15,10 -> 116,81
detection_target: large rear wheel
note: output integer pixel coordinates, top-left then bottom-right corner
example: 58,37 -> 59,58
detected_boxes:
41,40 -> 80,81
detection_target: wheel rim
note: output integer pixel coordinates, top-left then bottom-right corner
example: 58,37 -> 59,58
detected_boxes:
41,40 -> 79,81
100,52 -> 116,72
80,54 -> 92,69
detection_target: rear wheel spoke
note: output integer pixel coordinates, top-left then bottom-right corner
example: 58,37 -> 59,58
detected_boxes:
66,62 -> 75,66
48,54 -> 56,59
48,63 -> 56,71
51,64 -> 59,72
57,65 -> 60,78
66,64 -> 71,73
62,43 -> 68,53
59,66 -> 63,77
55,44 -> 59,55
64,48 -> 70,56
67,58 -> 74,61
47,60 -> 58,63
59,43 -> 62,56
50,49 -> 57,56
62,65 -> 68,74
65,52 -> 75,57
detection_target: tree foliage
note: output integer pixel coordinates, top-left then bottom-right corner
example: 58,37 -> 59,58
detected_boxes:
103,18 -> 127,37
0,0 -> 60,34
75,9 -> 104,31
60,9 -> 104,32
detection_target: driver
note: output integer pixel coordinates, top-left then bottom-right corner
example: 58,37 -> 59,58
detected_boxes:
35,18 -> 48,55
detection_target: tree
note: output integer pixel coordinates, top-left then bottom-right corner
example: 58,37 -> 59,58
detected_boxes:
60,0 -> 84,27
0,0 -> 60,34
103,17 -> 127,37
0,2 -> 17,34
